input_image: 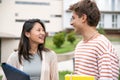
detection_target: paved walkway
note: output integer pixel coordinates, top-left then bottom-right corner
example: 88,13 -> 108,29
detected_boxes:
58,59 -> 73,71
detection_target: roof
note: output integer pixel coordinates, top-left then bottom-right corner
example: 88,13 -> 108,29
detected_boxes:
0,32 -> 19,38
100,11 -> 120,14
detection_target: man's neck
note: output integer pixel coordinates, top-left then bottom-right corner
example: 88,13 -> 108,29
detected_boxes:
82,27 -> 99,42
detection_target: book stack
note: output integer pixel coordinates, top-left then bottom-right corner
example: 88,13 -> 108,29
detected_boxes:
65,74 -> 95,80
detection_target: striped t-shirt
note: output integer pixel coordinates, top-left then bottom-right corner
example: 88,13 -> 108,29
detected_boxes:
74,35 -> 119,80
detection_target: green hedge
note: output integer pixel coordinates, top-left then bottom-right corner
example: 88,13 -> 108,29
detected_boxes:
67,31 -> 76,44
53,32 -> 65,48
59,71 -> 72,80
0,75 -> 2,80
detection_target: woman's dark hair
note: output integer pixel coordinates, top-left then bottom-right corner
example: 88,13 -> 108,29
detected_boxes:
18,19 -> 49,64
69,0 -> 100,27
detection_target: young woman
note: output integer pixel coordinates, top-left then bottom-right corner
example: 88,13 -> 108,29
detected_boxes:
2,19 -> 58,80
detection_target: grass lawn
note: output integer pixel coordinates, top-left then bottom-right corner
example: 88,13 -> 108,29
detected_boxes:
59,71 -> 72,80
106,35 -> 120,42
0,75 -> 2,80
46,35 -> 120,54
45,36 -> 81,54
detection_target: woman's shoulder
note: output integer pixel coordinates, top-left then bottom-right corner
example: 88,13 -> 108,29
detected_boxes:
9,51 -> 18,58
43,50 -> 58,62
7,51 -> 18,62
43,50 -> 57,57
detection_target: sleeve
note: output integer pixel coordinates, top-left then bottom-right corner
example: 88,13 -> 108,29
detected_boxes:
50,51 -> 59,80
98,52 -> 113,80
7,52 -> 18,66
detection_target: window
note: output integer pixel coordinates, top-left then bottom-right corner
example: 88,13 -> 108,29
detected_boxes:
51,15 -> 62,18
15,13 -> 19,17
99,13 -> 104,28
15,19 -> 26,22
15,19 -> 50,23
111,0 -> 115,11
41,20 -> 50,23
15,1 -> 50,6
112,14 -> 117,28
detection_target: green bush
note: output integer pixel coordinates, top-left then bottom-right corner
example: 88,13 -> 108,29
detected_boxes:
52,32 -> 65,48
97,27 -> 106,34
0,75 -> 2,80
67,31 -> 76,44
59,71 -> 72,80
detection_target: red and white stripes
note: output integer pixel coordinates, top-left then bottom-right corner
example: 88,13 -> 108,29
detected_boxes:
74,35 -> 119,80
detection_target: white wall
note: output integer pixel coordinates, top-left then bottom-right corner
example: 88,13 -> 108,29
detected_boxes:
1,38 -> 19,62
14,0 -> 63,34
0,0 -> 63,37
0,0 -> 63,62
63,0 -> 79,29
63,12 -> 73,28
96,0 -> 120,11
104,14 -> 112,29
117,15 -> 120,28
96,0 -> 111,11
115,0 -> 120,11
48,0 -> 63,33
0,0 -> 17,36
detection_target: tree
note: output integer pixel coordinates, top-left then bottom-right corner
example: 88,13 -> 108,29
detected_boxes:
53,32 -> 65,48
67,31 -> 76,44
97,27 -> 106,34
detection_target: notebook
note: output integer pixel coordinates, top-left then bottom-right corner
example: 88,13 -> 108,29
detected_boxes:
1,63 -> 30,80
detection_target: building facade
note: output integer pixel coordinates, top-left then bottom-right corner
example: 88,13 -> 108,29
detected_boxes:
0,0 -> 63,62
0,0 -> 120,62
63,0 -> 120,31
97,0 -> 120,30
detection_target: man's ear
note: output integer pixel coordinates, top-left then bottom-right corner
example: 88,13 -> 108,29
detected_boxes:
25,32 -> 30,38
81,14 -> 87,23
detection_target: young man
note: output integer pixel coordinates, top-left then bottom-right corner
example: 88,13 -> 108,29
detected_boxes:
69,0 -> 119,80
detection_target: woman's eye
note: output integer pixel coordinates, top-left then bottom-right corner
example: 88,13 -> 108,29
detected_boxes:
37,29 -> 44,32
37,29 -> 40,31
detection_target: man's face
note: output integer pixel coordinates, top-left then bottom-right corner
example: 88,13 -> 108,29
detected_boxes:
70,12 -> 83,34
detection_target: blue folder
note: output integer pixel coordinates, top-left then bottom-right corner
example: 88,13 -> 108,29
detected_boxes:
1,63 -> 30,80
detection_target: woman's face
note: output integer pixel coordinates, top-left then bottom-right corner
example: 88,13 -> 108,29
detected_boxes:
25,22 -> 46,45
